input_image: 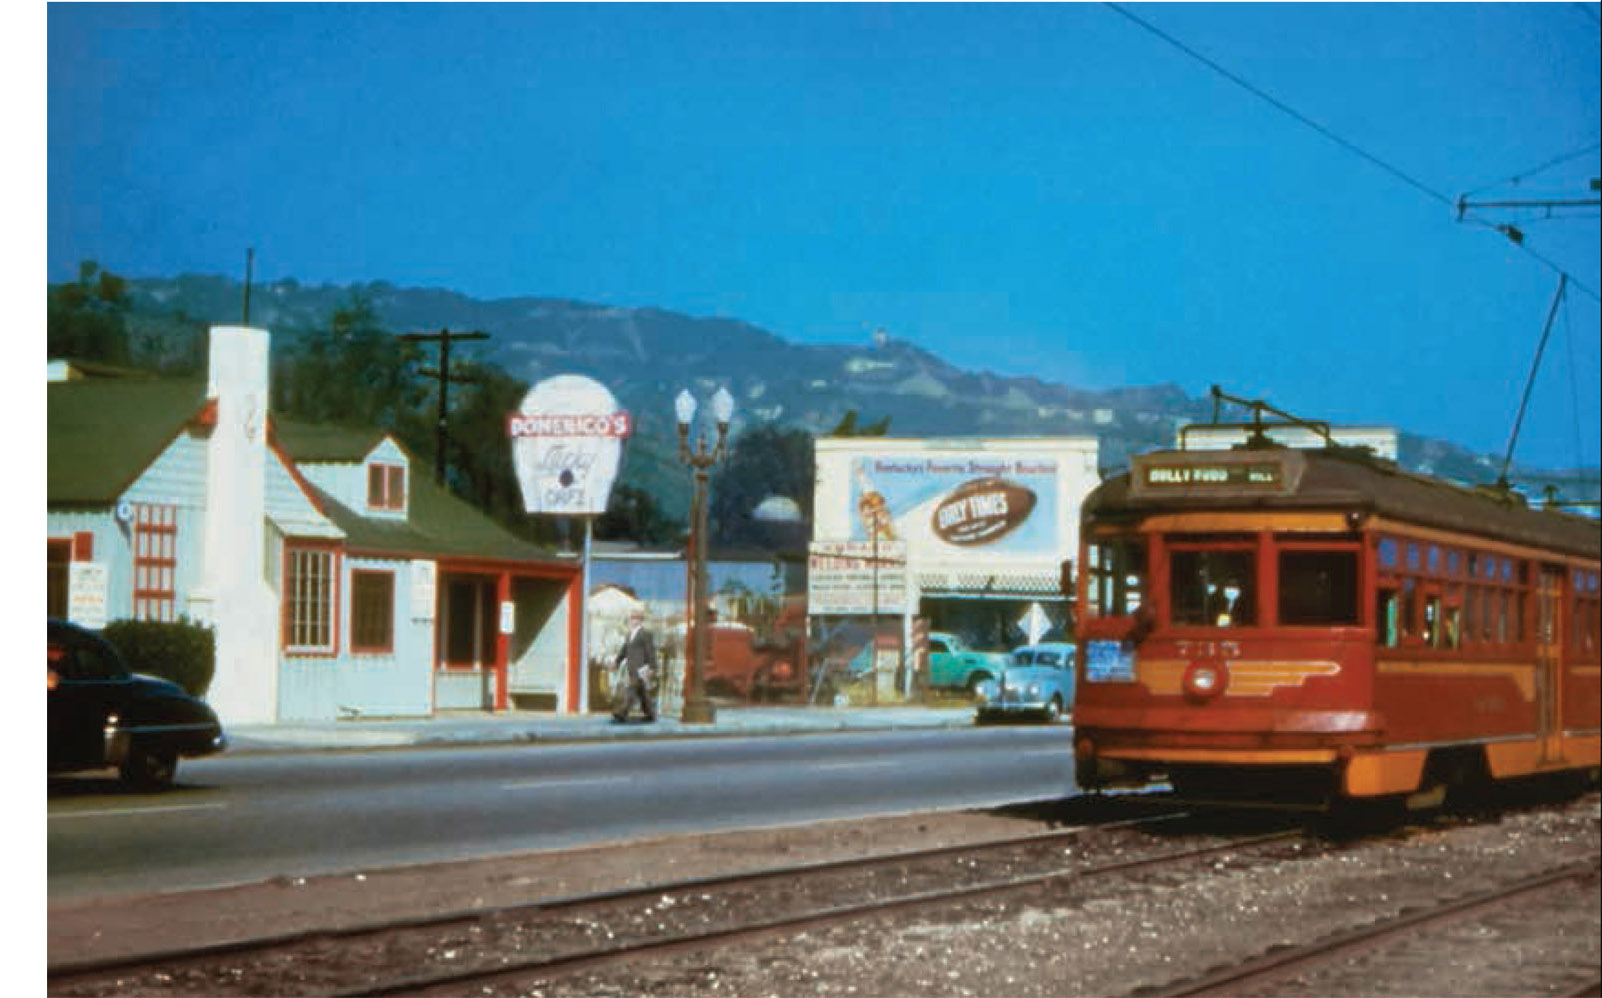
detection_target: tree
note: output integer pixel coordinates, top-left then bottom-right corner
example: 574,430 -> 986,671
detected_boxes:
828,409 -> 891,436
272,291 -> 426,429
48,260 -> 132,364
596,483 -> 678,545
709,424 -> 815,550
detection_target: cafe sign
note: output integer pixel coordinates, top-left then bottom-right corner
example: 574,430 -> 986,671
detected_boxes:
508,375 -> 632,515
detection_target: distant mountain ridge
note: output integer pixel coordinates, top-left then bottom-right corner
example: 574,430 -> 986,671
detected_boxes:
115,273 -> 1600,510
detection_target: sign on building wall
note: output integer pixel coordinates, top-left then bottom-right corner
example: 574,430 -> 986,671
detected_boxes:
847,455 -> 1059,555
68,561 -> 109,630
508,375 -> 632,515
808,540 -> 909,615
410,560 -> 437,620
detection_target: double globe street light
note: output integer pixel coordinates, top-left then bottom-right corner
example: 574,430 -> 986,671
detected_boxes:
675,386 -> 734,724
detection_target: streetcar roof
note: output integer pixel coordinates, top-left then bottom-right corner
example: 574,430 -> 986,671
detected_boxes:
1086,446 -> 1601,560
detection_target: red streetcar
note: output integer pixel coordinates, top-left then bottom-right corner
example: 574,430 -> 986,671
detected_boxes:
1071,431 -> 1600,810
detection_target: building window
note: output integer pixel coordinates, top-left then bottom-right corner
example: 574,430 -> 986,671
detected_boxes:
133,503 -> 178,622
48,539 -> 71,619
285,546 -> 337,653
368,463 -> 407,512
351,570 -> 395,653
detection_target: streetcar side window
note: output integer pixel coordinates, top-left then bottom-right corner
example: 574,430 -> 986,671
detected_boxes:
1279,551 -> 1359,626
1423,595 -> 1441,646
1088,538 -> 1147,618
1376,589 -> 1401,647
1170,550 -> 1256,627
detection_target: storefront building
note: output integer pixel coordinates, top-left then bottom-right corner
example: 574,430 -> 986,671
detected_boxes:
47,326 -> 583,724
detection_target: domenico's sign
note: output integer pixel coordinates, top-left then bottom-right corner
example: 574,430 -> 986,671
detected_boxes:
507,375 -> 632,515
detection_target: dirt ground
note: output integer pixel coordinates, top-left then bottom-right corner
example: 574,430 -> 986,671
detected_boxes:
48,792 -> 1601,997
48,808 -> 1043,968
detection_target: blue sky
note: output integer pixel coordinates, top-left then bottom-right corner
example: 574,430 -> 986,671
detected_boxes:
45,3 -> 1602,472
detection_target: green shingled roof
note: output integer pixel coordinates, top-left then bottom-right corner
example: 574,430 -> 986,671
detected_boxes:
307,472 -> 566,563
270,418 -> 391,462
48,377 -> 568,567
47,378 -> 209,505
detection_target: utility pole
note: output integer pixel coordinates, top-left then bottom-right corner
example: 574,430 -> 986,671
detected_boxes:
399,328 -> 490,484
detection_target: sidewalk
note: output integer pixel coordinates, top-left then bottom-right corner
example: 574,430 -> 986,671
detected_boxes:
224,703 -> 979,755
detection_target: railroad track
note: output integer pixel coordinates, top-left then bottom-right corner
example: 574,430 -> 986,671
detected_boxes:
48,809 -> 1304,997
1146,859 -> 1602,998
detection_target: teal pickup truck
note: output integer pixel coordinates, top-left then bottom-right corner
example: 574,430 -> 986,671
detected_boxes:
927,631 -> 1013,695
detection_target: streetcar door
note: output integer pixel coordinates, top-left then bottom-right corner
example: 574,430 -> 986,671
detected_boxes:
1535,565 -> 1564,764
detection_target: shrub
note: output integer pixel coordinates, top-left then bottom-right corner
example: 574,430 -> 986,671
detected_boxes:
102,617 -> 217,698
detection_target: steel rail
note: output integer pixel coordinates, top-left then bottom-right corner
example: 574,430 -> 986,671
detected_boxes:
47,804 -> 1191,986
1151,860 -> 1601,997
339,828 -> 1304,997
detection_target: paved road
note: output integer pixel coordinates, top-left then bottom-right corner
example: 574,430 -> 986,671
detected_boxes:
47,725 -> 1078,901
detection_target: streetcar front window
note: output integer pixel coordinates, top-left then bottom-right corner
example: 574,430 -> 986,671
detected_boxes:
1088,537 -> 1146,617
1279,550 -> 1359,625
1169,550 -> 1256,627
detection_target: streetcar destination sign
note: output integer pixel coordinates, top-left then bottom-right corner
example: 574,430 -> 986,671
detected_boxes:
1142,463 -> 1281,487
1130,450 -> 1303,497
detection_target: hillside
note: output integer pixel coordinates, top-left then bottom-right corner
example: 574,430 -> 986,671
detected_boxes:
107,273 -> 1600,517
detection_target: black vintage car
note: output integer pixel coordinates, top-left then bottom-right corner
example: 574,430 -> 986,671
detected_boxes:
48,619 -> 226,789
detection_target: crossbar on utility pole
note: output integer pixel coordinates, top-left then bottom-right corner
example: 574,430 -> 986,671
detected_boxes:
399,328 -> 490,484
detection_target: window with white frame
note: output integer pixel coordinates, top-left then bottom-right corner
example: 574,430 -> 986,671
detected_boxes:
284,545 -> 337,653
367,463 -> 407,512
351,570 -> 395,653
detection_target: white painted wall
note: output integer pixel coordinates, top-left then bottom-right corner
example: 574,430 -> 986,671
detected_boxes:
192,326 -> 281,725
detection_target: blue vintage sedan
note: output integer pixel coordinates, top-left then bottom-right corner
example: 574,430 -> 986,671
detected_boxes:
973,642 -> 1076,724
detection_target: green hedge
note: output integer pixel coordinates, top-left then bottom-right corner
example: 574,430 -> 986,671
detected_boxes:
102,617 -> 217,698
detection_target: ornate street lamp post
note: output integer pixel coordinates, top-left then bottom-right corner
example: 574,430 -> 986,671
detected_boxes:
675,386 -> 734,724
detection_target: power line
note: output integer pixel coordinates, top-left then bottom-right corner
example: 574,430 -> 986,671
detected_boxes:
1462,141 -> 1601,198
1102,2 -> 1458,210
1574,3 -> 1601,28
1103,2 -> 1602,304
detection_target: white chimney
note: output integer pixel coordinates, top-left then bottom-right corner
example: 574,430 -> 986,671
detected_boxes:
191,325 -> 280,724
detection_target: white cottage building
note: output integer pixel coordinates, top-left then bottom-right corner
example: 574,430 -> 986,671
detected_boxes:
46,326 -> 584,724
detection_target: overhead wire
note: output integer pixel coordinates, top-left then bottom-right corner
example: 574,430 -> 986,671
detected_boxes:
1101,2 -> 1458,210
1460,142 -> 1601,198
1101,1 -> 1601,305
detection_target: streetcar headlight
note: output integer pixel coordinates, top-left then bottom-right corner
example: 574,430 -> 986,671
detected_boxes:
1183,662 -> 1228,700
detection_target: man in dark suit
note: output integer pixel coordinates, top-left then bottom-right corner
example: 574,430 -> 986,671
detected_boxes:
612,609 -> 658,723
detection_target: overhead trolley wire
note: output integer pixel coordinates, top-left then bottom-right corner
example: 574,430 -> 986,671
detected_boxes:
1102,2 -> 1601,304
1460,141 -> 1602,199
1102,2 -> 1458,210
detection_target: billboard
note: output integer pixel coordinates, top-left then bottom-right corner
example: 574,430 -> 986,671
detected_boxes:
847,454 -> 1060,555
813,438 -> 1100,600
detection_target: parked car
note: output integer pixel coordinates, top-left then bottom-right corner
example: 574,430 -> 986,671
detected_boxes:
48,619 -> 226,789
973,642 -> 1077,724
927,631 -> 1013,695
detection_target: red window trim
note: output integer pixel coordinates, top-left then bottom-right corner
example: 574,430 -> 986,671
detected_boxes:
132,503 -> 178,622
350,569 -> 396,654
367,462 -> 407,512
282,542 -> 341,658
